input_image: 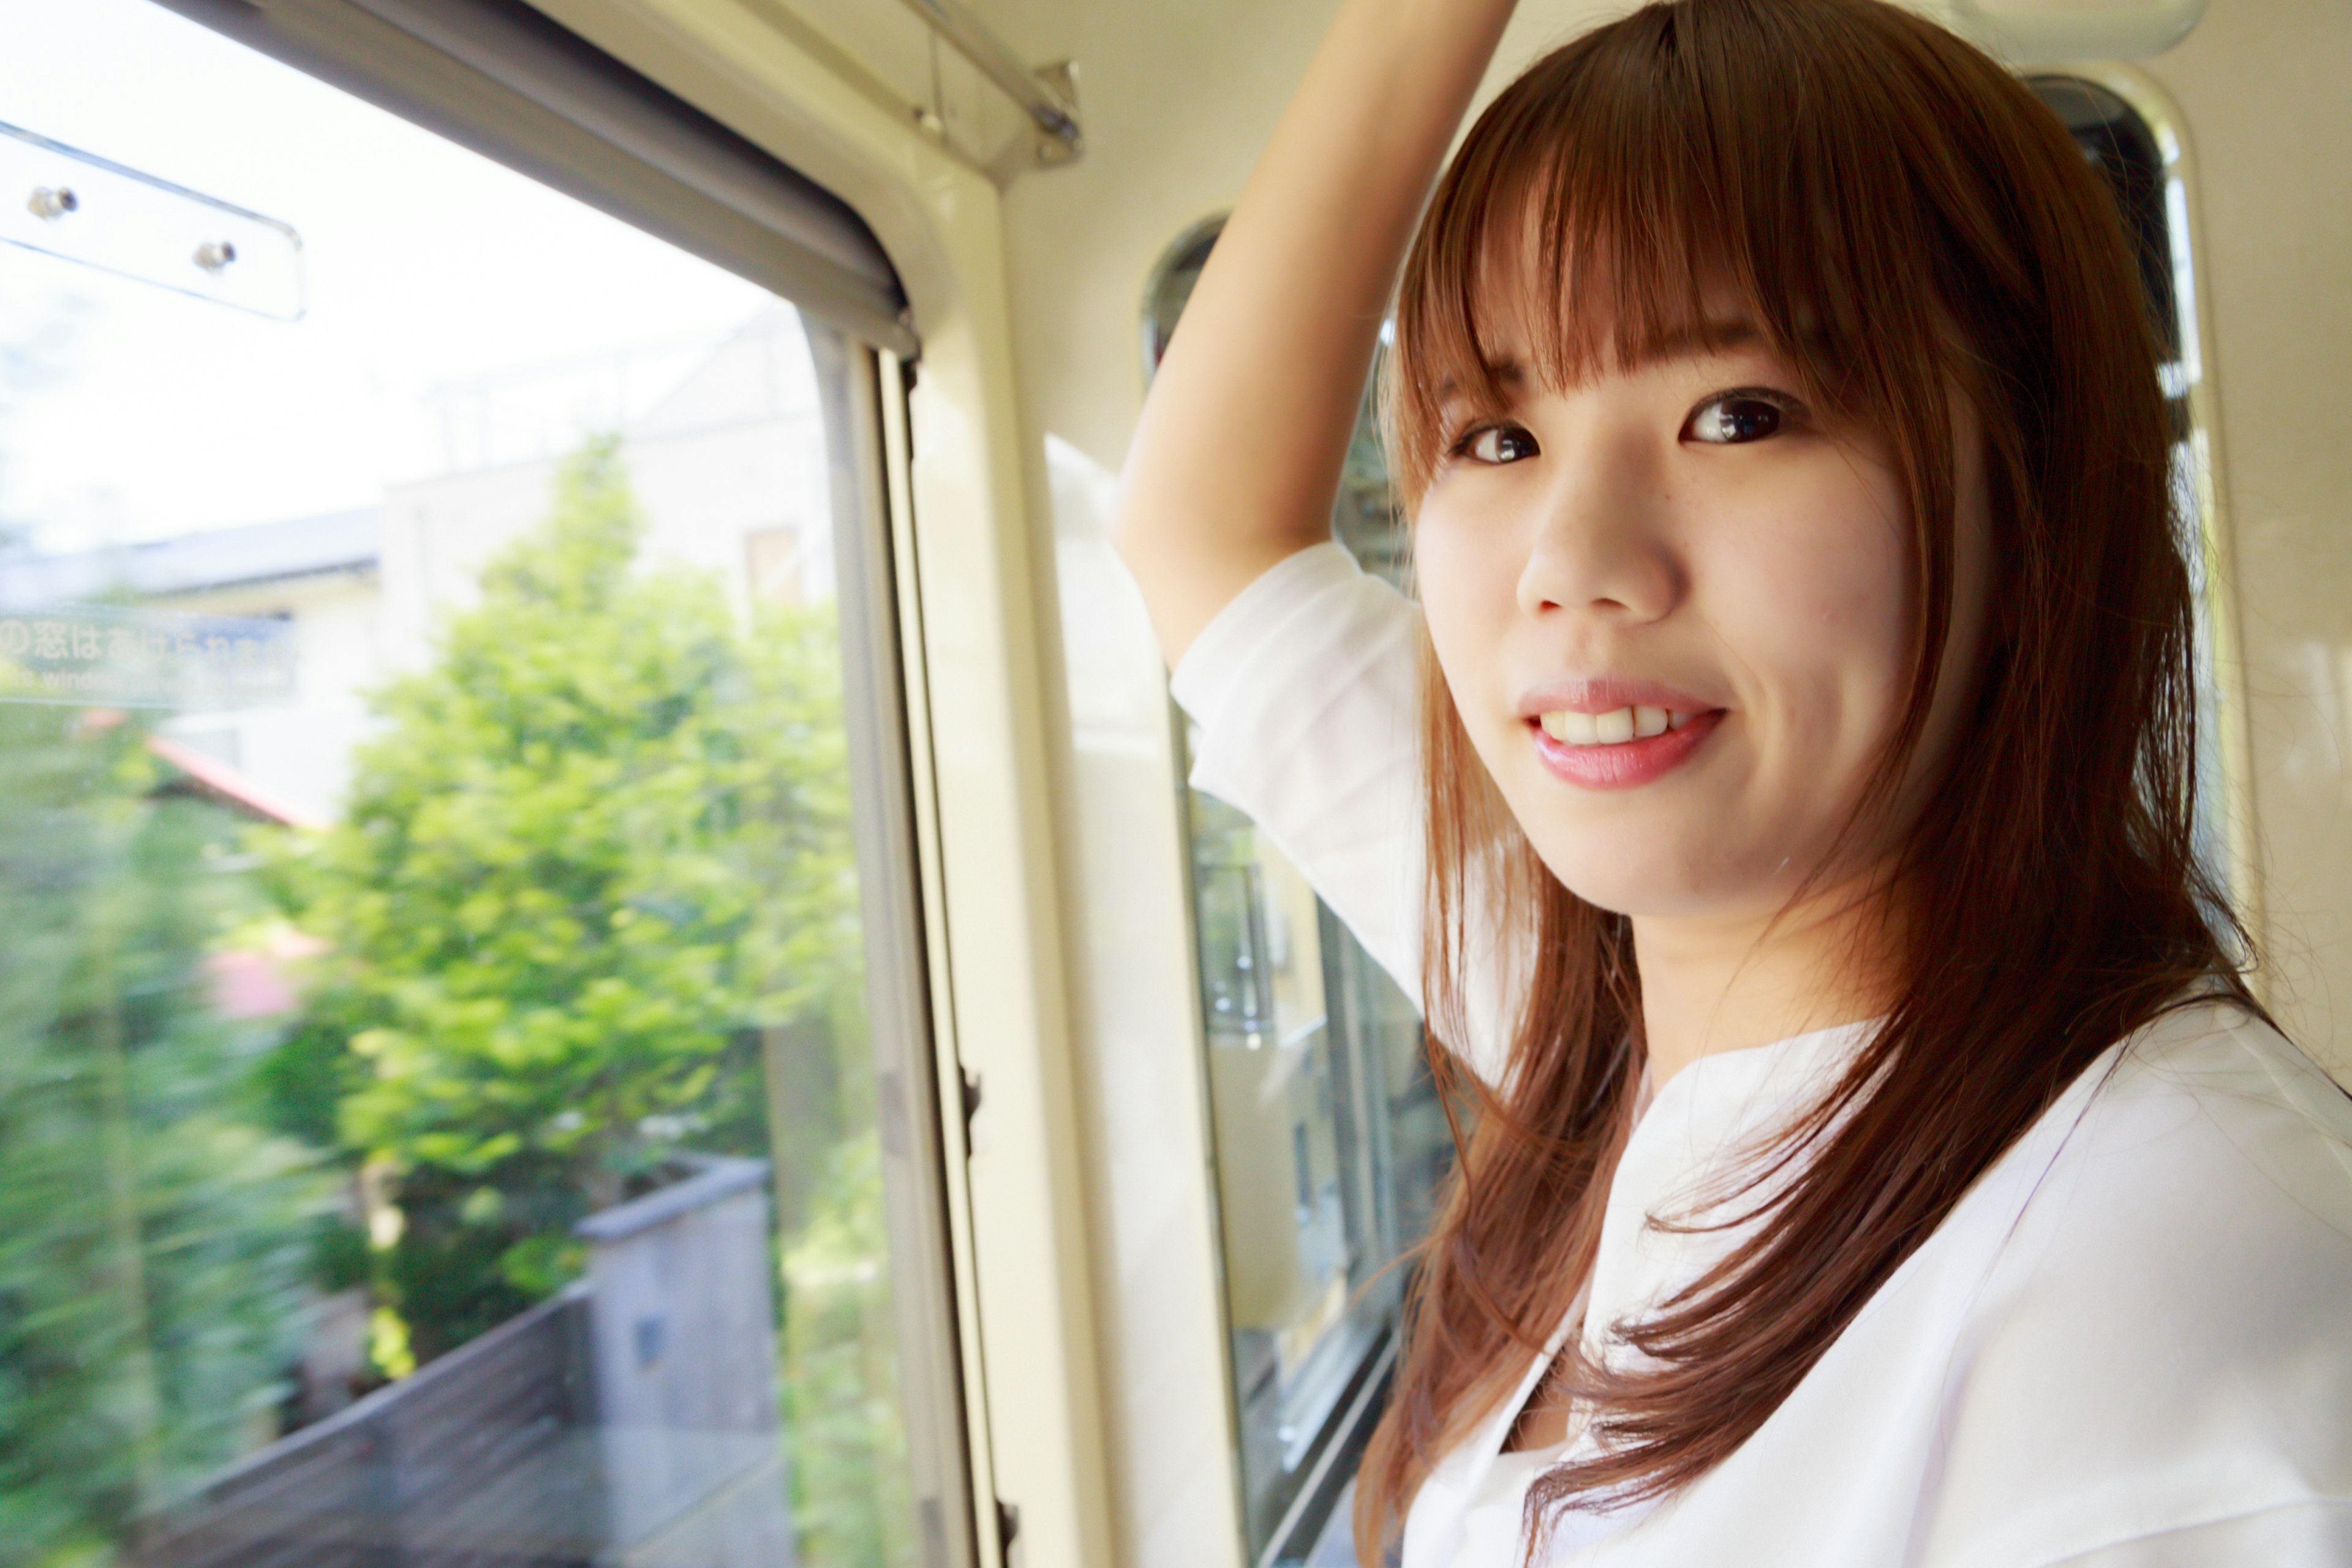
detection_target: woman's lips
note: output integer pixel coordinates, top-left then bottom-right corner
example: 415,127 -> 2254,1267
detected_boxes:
1529,707 -> 1724,788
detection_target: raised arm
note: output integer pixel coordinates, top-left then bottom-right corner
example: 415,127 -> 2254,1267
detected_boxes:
1111,0 -> 1518,668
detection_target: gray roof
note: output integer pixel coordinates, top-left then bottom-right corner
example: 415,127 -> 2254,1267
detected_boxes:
0,508 -> 381,608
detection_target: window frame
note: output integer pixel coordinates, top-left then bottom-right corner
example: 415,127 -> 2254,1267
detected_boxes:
153,0 -> 914,355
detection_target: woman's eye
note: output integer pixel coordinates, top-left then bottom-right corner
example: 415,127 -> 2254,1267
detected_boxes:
1458,423 -> 1539,465
1683,390 -> 1795,445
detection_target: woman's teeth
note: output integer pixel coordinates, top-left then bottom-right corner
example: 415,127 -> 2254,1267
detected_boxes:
1538,706 -> 1686,745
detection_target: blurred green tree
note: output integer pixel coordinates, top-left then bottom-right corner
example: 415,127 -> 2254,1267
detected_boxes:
780,1127 -> 915,1568
273,439 -> 859,1361
0,704 -> 320,1567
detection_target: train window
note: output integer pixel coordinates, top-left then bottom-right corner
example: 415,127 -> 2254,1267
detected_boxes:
0,3 -> 970,1566
2026,74 -> 2241,902
1147,221 -> 1455,1568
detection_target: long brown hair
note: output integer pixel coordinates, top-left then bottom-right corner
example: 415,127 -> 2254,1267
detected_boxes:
1352,0 -> 2261,1556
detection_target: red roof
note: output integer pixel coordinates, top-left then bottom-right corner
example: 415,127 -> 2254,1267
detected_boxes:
145,733 -> 326,829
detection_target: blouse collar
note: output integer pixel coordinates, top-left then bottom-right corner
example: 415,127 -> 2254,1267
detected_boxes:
1583,1018 -> 1881,1366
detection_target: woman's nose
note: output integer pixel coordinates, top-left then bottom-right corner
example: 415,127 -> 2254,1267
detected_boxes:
1513,423 -> 1684,623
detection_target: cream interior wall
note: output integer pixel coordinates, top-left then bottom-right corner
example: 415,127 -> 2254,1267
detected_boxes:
2137,0 -> 2352,1077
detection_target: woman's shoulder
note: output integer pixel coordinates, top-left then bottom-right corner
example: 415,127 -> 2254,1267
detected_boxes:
1916,997 -> 2352,1564
2007,994 -> 2352,1343
2106,993 -> 2352,1133
2074,996 -> 2352,1248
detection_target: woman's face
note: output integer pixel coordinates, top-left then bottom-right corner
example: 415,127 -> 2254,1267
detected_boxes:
1412,290 -> 1992,926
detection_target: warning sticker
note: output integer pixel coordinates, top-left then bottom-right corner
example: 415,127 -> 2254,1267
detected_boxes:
0,603 -> 296,709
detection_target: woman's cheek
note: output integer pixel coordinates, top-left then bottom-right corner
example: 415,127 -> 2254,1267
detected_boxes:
1717,497 -> 1915,826
1413,515 -> 1514,716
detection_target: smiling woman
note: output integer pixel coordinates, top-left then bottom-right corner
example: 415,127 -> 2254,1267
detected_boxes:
1110,0 -> 2352,1563
1412,321 -> 1982,928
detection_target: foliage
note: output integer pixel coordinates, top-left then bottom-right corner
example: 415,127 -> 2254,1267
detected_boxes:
273,438 -> 858,1361
273,435 -> 909,1561
780,1129 -> 914,1568
0,704 -> 322,1564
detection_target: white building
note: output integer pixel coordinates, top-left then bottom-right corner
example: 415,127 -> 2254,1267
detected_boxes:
0,303 -> 830,824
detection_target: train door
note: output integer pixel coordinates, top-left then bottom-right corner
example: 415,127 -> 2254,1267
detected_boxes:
0,2 -> 978,1564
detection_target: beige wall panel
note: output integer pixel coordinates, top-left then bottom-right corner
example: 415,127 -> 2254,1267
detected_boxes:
2145,0 -> 2352,1077
997,9 -> 1314,1564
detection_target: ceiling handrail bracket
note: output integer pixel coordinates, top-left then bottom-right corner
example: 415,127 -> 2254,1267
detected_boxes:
895,0 -> 1082,168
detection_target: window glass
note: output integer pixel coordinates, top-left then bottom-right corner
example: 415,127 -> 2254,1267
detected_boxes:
0,4 -> 944,1564
2026,75 -> 2236,897
1146,221 -> 1454,1568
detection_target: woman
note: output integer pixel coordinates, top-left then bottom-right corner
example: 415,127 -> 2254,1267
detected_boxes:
1112,0 -> 2352,1562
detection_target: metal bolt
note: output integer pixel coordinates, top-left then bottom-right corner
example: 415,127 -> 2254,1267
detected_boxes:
194,240 -> 236,273
27,186 -> 76,221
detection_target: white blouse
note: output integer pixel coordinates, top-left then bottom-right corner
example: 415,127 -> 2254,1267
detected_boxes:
1169,542 -> 2352,1566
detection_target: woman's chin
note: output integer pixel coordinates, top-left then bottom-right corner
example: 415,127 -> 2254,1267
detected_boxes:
1534,852 -> 1709,919
1529,827 -> 1888,932
1528,839 -> 1796,924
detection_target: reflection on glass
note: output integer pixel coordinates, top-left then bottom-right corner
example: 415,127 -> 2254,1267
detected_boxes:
0,3 -> 924,1565
1147,218 -> 1455,1567
1189,794 -> 1451,1559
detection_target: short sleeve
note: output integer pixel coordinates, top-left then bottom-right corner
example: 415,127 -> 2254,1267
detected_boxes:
1168,544 -> 1519,1084
1170,542 -> 1426,1009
